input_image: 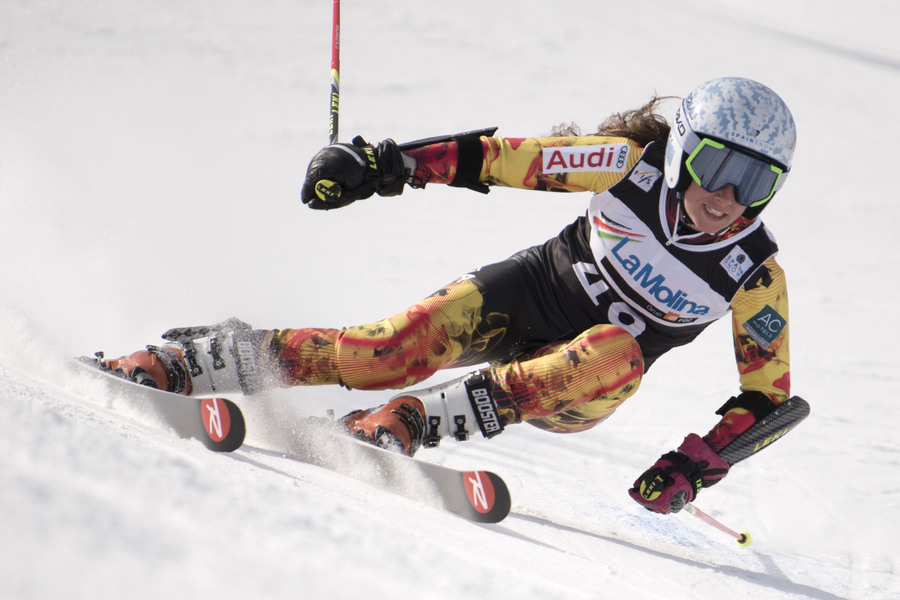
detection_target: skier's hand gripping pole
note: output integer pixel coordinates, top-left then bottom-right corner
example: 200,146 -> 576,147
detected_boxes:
629,434 -> 729,514
301,137 -> 408,210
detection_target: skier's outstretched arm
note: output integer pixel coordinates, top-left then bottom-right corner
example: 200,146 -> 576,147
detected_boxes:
629,258 -> 793,514
300,130 -> 645,209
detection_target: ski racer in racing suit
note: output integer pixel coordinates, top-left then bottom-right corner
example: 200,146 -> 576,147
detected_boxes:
103,77 -> 799,515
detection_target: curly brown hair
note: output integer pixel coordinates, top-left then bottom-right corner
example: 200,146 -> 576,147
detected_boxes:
551,96 -> 674,147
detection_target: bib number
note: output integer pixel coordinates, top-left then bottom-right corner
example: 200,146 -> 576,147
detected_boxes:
573,261 -> 647,338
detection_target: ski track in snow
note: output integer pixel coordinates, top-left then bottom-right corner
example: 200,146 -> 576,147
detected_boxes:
2,0 -> 900,598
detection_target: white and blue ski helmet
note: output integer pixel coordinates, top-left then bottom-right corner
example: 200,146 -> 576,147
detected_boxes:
664,77 -> 797,215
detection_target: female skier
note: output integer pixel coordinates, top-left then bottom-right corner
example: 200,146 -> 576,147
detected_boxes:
103,77 -> 797,514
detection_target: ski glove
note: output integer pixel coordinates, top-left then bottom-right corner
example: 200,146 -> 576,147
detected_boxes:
628,434 -> 730,514
300,136 -> 408,210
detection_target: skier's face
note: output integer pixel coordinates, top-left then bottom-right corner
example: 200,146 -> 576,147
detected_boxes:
682,181 -> 745,234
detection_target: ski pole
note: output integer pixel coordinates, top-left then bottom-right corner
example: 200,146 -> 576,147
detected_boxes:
328,0 -> 341,144
684,503 -> 752,547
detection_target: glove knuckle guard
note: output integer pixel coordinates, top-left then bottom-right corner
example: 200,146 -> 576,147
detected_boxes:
314,179 -> 342,204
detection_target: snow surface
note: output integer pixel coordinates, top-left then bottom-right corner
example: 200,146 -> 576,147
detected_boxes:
2,0 -> 899,598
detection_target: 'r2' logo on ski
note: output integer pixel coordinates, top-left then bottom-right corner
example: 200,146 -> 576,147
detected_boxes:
201,398 -> 232,442
463,471 -> 496,514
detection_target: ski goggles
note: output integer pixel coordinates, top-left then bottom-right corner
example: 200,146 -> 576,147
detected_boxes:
684,138 -> 785,207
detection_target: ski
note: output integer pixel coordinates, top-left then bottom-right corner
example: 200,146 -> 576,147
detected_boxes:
256,418 -> 511,523
75,354 -> 246,453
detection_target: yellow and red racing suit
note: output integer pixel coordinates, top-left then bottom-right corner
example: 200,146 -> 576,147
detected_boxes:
273,134 -> 791,450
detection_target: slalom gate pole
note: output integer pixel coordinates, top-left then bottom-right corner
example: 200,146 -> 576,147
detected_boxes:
684,503 -> 752,547
328,0 -> 341,144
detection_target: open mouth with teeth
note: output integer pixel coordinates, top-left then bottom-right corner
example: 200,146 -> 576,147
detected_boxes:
704,204 -> 727,218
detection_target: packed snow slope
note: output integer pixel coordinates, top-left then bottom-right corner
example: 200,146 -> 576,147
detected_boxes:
2,1 -> 899,598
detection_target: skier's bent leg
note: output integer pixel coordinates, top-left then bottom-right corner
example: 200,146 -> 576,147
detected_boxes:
276,277 -> 494,390
100,278 -> 492,395
501,324 -> 645,433
342,324 -> 644,455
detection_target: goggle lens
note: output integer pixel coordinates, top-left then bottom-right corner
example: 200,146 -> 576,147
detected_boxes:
685,138 -> 784,207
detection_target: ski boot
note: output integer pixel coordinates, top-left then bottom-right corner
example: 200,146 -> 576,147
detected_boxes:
338,369 -> 505,456
339,397 -> 427,456
100,318 -> 271,396
101,345 -> 192,394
